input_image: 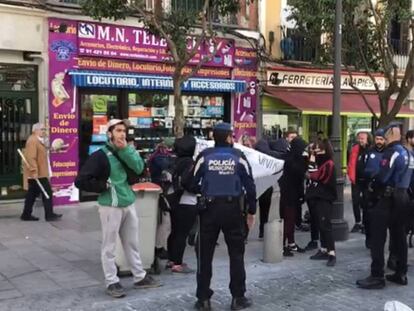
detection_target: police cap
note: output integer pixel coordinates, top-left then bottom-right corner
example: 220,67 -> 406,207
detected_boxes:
384,122 -> 402,133
214,122 -> 233,133
374,128 -> 385,138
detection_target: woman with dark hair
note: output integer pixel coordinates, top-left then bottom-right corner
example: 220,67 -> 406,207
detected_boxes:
306,139 -> 337,266
279,137 -> 308,256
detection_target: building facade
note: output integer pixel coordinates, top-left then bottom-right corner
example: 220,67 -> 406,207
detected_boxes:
258,0 -> 414,168
0,2 -> 47,199
0,0 -> 260,204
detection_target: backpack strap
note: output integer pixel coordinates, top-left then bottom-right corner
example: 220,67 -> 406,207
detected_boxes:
105,144 -> 132,175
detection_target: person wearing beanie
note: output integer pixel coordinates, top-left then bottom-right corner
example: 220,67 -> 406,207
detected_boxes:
190,122 -> 256,311
362,128 -> 386,249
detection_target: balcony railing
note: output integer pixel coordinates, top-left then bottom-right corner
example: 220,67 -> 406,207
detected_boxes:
279,35 -> 412,71
279,36 -> 318,63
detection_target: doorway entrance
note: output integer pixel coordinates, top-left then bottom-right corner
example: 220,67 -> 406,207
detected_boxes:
78,89 -> 122,201
0,64 -> 38,200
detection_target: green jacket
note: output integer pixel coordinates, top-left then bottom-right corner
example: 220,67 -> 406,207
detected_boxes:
98,144 -> 144,207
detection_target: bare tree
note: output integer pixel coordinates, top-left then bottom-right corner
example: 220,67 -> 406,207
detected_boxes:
288,0 -> 414,127
81,0 -> 240,137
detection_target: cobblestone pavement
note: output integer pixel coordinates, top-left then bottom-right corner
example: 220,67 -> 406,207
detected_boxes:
0,191 -> 413,311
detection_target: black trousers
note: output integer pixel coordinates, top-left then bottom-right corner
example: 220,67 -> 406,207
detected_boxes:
259,187 -> 273,235
370,190 -> 409,277
22,178 -> 53,219
167,204 -> 197,265
309,198 -> 335,251
296,202 -> 303,227
196,202 -> 246,300
351,182 -> 366,224
307,199 -> 320,241
363,189 -> 378,244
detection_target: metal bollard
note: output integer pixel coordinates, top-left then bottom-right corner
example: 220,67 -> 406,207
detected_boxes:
263,219 -> 283,263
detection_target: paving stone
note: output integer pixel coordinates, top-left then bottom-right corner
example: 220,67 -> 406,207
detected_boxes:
9,271 -> 61,295
0,190 -> 413,310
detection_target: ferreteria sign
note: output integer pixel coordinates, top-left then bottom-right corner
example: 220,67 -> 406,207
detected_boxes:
267,70 -> 385,91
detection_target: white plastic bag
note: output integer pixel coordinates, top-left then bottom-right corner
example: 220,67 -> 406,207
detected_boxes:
384,301 -> 413,311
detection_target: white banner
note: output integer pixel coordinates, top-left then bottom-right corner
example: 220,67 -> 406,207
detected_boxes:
195,139 -> 284,197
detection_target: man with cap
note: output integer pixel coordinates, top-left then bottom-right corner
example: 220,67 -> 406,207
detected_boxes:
21,122 -> 62,221
362,128 -> 386,249
191,122 -> 256,310
357,122 -> 413,289
75,119 -> 160,298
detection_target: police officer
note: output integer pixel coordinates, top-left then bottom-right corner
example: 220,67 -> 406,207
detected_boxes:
363,128 -> 385,249
192,123 -> 256,311
357,123 -> 413,289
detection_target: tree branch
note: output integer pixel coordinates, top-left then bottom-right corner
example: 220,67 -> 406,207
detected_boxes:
352,25 -> 381,94
129,3 -> 181,63
345,64 -> 379,121
389,20 -> 414,117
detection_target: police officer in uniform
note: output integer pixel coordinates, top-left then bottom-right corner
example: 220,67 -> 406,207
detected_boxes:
357,123 -> 413,289
192,123 -> 256,310
363,128 -> 385,249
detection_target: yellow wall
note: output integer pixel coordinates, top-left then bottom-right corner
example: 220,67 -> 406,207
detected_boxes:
262,0 -> 282,59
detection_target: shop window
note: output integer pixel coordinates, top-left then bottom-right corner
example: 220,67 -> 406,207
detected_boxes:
128,93 -> 225,156
0,64 -> 36,92
262,112 -> 300,139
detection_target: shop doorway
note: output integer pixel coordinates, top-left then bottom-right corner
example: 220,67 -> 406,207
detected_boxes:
0,92 -> 38,199
79,90 -> 122,201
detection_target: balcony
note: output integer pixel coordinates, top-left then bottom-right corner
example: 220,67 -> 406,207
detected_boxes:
390,38 -> 410,71
279,36 -> 319,63
278,35 -> 411,71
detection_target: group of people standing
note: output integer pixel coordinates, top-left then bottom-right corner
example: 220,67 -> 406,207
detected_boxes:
251,131 -> 338,267
24,117 -> 414,310
347,123 -> 414,289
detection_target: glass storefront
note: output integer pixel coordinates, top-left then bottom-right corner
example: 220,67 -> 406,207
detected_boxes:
78,88 -> 228,200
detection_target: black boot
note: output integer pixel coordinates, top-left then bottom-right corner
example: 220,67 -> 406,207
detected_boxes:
283,247 -> 294,257
310,250 -> 329,260
305,240 -> 318,251
386,273 -> 408,285
194,299 -> 211,311
231,297 -> 252,310
356,275 -> 385,289
387,256 -> 398,271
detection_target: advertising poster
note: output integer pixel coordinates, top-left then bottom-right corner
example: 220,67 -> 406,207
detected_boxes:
233,48 -> 258,141
48,18 -> 79,205
77,21 -> 235,68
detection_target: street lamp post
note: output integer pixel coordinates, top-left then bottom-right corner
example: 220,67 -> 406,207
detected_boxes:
331,0 -> 349,241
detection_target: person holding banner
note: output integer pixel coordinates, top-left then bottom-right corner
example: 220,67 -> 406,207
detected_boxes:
192,123 -> 256,311
21,123 -> 62,222
278,137 -> 307,256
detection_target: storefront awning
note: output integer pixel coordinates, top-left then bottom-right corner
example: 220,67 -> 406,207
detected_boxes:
264,87 -> 414,117
68,70 -> 246,93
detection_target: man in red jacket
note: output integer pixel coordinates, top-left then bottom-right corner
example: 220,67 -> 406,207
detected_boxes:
347,131 -> 371,233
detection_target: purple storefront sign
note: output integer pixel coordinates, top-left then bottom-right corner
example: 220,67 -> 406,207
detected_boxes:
233,48 -> 258,141
47,18 -> 255,205
77,21 -> 235,67
48,18 -> 79,205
